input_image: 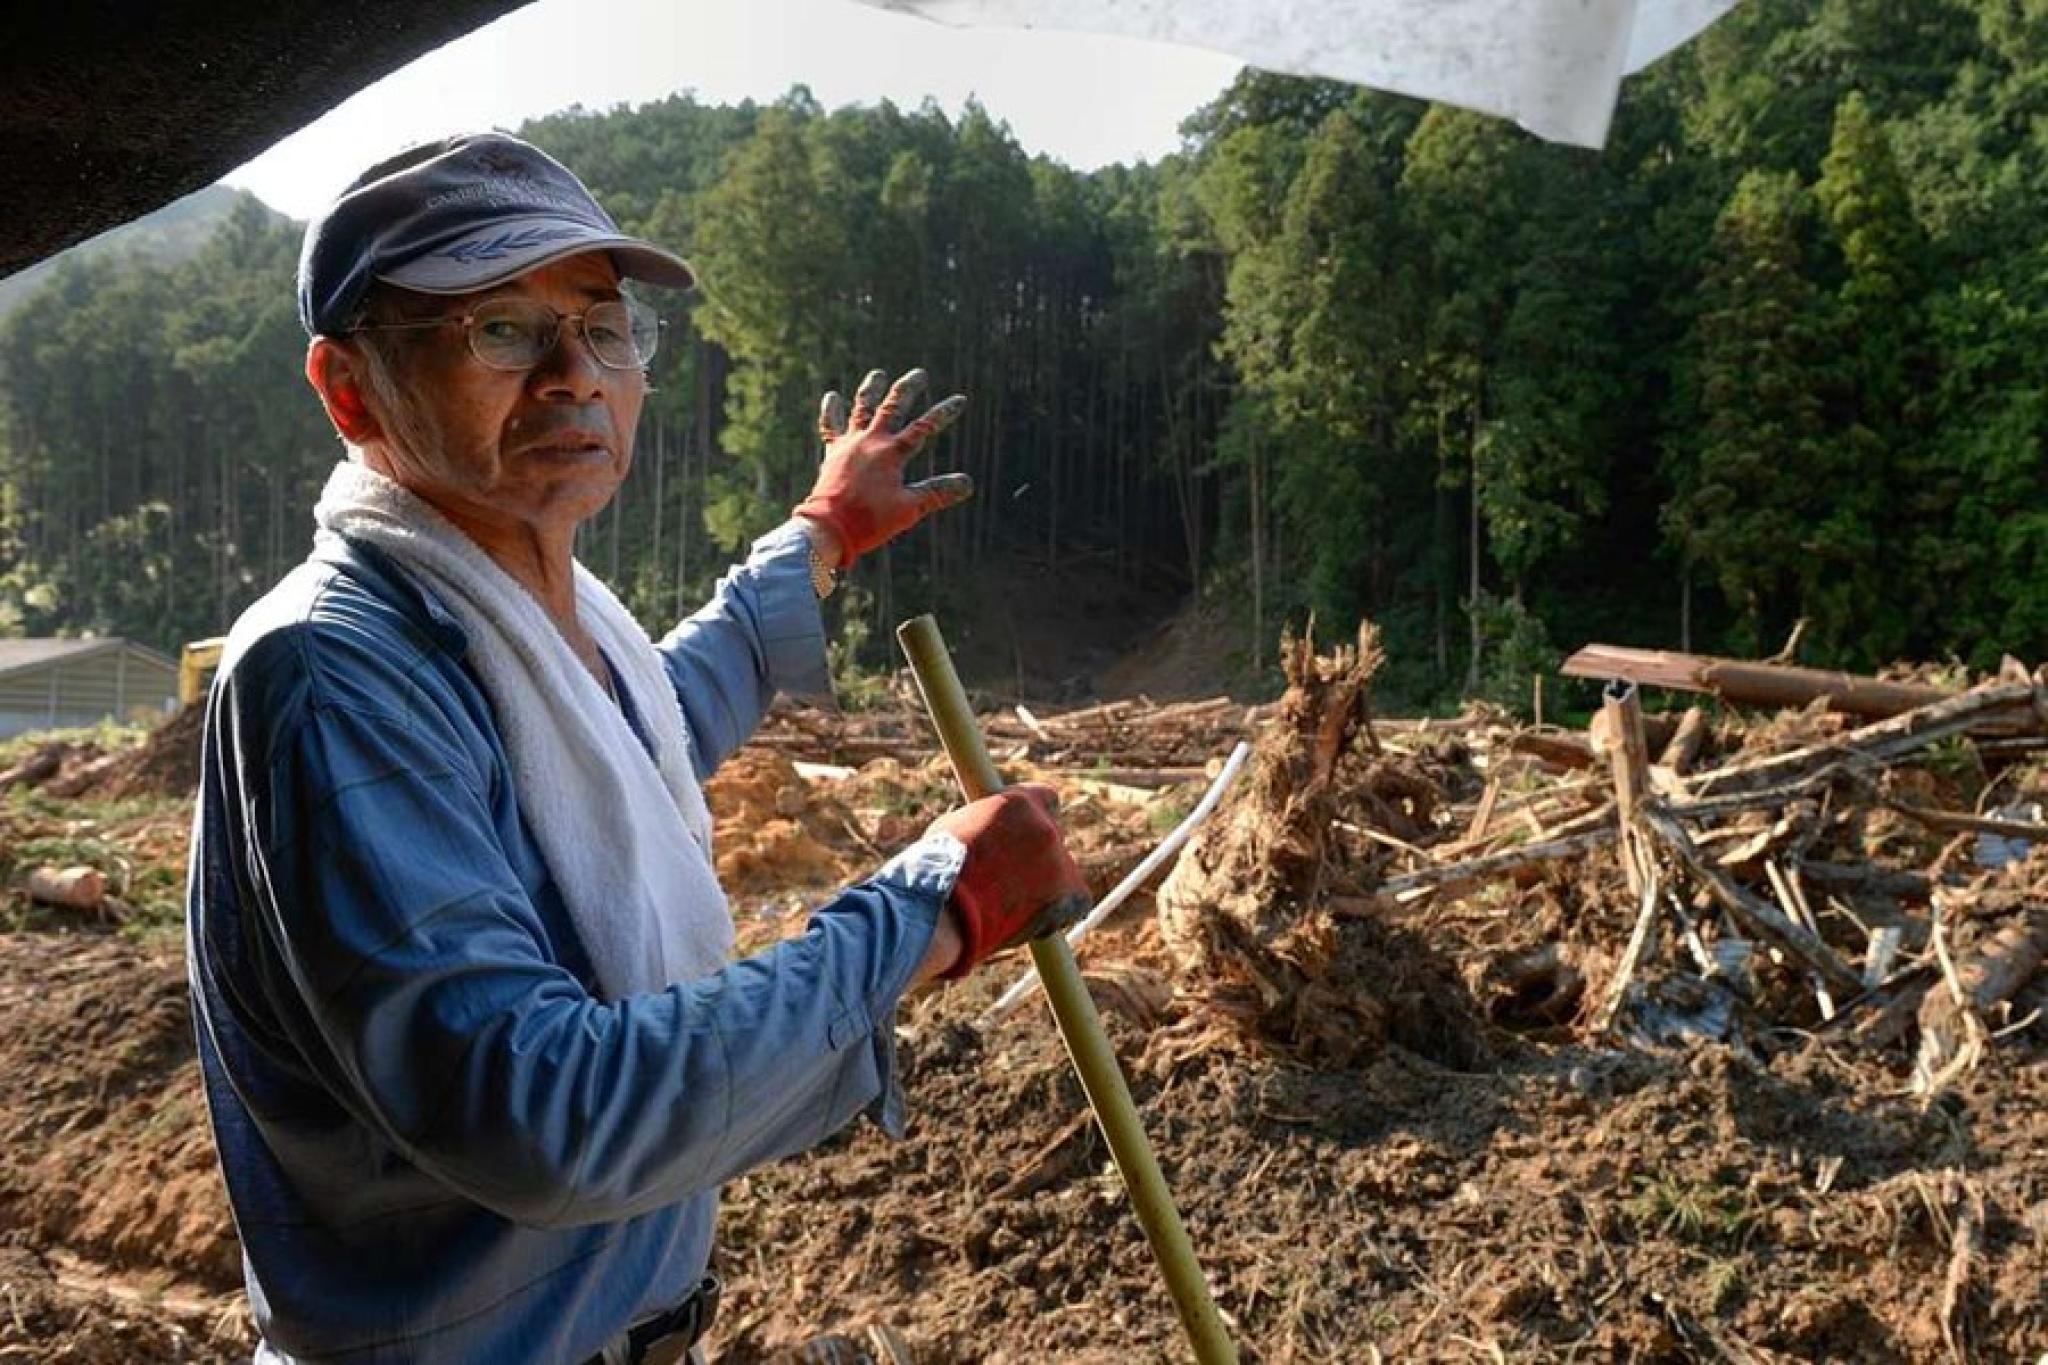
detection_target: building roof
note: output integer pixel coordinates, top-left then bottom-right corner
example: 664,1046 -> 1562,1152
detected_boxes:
0,638 -> 175,677
1,2 -> 527,279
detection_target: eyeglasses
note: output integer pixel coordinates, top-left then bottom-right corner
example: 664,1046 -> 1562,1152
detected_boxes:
351,296 -> 664,372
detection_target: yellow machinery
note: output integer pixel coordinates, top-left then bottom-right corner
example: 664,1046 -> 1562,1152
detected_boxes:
179,636 -> 227,709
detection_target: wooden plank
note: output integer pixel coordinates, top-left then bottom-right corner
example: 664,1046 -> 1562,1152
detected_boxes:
1601,682 -> 1654,897
1563,643 -> 1956,720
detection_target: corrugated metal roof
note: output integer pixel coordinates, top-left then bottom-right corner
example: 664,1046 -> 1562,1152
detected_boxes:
0,638 -> 170,677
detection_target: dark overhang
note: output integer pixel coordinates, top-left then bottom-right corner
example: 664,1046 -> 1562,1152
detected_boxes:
1,1 -> 533,279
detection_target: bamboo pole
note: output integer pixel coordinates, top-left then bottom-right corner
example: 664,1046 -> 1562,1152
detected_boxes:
897,615 -> 1238,1365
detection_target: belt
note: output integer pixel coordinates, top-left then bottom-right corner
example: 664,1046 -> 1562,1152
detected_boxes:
584,1274 -> 721,1365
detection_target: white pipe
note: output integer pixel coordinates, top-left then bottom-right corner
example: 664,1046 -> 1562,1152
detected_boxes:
978,740 -> 1253,1028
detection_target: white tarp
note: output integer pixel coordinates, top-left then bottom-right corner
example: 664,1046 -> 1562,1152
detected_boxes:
851,0 -> 1743,148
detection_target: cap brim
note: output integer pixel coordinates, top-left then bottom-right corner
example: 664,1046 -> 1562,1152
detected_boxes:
380,215 -> 696,295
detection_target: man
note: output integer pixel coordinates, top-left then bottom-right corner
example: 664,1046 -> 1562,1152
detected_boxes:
187,132 -> 1091,1364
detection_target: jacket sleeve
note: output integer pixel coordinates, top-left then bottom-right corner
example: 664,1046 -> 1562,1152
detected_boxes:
231,625 -> 949,1232
655,519 -> 833,779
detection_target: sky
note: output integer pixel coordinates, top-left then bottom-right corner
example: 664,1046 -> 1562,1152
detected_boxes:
221,0 -> 1243,220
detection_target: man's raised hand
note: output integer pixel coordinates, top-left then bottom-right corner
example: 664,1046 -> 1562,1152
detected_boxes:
799,367 -> 974,569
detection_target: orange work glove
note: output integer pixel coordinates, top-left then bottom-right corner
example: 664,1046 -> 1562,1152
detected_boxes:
796,366 -> 974,569
928,785 -> 1092,979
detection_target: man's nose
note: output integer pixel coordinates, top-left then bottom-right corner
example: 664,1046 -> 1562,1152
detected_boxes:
527,319 -> 608,400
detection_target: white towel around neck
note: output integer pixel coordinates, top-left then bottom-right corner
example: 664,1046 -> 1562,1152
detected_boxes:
313,460 -> 732,999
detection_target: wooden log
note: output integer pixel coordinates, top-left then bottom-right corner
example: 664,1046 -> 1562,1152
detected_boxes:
1039,698 -> 1142,727
1465,778 -> 1501,843
1374,715 -> 1486,735
1144,696 -> 1237,723
1658,707 -> 1709,776
1513,713 -> 1683,772
1068,776 -> 1163,806
1686,682 -> 2039,797
1864,925 -> 1904,987
1914,908 -> 2048,1092
1543,801 -> 1623,843
1507,730 -> 1604,771
1639,806 -> 1864,994
1668,772 -> 1841,822
1365,827 -> 1615,900
1562,643 -> 1955,719
0,744 -> 67,791
1848,971 -> 1935,1049
1937,1180 -> 1985,1365
25,865 -> 106,912
40,751 -> 126,800
1878,798 -> 2048,843
1429,788 -> 1602,862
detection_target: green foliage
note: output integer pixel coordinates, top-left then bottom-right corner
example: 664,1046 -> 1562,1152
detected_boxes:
0,720 -> 147,770
1663,169 -> 1842,654
5,14 -> 2048,702
1624,1174 -> 1758,1249
0,791 -> 191,939
825,583 -> 894,712
1467,592 -> 1561,715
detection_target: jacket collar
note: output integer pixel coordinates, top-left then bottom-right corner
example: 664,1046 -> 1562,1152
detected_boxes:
311,532 -> 471,653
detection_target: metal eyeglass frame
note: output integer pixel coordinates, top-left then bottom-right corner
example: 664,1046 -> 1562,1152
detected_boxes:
348,296 -> 665,372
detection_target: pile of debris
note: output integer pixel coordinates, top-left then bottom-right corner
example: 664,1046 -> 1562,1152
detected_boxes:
742,626 -> 2046,1096
1142,629 -> 2047,1096
0,704 -> 204,803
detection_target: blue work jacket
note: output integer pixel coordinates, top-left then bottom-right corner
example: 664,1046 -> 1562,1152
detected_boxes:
186,519 -> 955,1362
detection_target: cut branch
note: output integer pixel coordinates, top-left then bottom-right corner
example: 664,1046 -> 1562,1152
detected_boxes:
1658,706 -> 1709,776
1366,827 -> 1615,900
1687,683 -> 2039,797
1639,805 -> 1863,995
1914,908 -> 2048,1095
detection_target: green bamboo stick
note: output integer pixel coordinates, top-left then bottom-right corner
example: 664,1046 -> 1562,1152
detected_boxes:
897,614 -> 1238,1365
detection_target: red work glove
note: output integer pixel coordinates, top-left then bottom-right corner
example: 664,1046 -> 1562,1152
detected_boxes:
929,784 -> 1092,980
796,366 -> 974,569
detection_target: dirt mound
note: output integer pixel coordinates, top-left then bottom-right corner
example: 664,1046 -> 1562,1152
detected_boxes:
0,1242 -> 244,1363
98,703 -> 206,797
1096,592 -> 1256,704
711,950 -> 2046,1362
708,748 -> 868,903
709,746 -> 1166,955
19,705 -> 208,802
0,930 -> 239,1290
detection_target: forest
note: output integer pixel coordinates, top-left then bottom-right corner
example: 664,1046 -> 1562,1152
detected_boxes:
1,0 -> 2044,707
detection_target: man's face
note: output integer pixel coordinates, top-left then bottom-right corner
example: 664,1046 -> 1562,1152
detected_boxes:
357,252 -> 644,542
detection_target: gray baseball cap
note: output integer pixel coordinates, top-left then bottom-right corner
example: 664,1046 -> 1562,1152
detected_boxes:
297,132 -> 696,336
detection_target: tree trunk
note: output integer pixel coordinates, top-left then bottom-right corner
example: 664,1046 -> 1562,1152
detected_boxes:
1464,402 -> 1484,694
1681,563 -> 1693,652
1250,435 -> 1266,678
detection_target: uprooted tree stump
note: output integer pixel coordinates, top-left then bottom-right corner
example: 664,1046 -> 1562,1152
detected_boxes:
1157,621 -> 1483,1067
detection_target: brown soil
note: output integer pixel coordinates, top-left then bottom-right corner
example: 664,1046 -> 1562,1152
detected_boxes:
2,687 -> 2045,1362
1096,593 -> 1258,705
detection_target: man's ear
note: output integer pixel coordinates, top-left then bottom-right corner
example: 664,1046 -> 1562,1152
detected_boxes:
305,338 -> 385,448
